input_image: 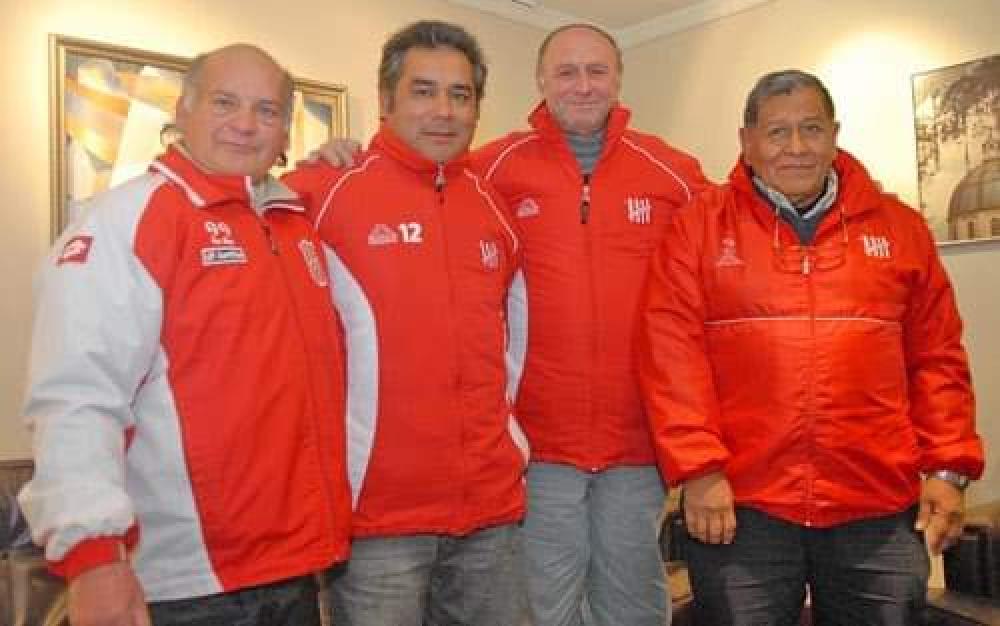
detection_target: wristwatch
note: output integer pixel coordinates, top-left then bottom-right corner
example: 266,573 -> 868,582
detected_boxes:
928,469 -> 971,491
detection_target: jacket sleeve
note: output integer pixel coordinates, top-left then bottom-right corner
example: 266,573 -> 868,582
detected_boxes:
637,195 -> 730,486
17,180 -> 164,578
282,161 -> 341,222
902,211 -> 983,478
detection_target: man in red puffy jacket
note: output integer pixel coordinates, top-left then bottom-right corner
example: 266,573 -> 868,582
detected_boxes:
639,69 -> 984,625
285,21 -> 527,626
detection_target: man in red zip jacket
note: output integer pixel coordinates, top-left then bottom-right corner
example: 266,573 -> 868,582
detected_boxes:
18,44 -> 352,626
639,69 -> 984,625
284,21 -> 527,626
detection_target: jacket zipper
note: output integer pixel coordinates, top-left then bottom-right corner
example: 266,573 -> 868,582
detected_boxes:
580,174 -> 592,224
260,208 -> 341,548
581,172 -> 600,471
436,162 -> 467,527
260,221 -> 279,254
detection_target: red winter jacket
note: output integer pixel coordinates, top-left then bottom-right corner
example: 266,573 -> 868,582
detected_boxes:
475,103 -> 710,471
285,127 -> 528,538
639,150 -> 984,527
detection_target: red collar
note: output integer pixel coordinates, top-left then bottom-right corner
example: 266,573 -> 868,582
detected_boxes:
150,146 -> 304,212
527,101 -> 631,148
369,125 -> 472,185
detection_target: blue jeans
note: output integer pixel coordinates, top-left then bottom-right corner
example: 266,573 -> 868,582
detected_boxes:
684,506 -> 930,626
328,523 -> 520,626
522,462 -> 668,626
148,575 -> 320,626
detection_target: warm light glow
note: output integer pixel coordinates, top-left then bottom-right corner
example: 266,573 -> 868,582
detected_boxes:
816,31 -> 946,207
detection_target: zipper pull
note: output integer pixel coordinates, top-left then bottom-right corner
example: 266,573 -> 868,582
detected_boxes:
802,253 -> 811,275
435,164 -> 446,193
580,174 -> 591,224
262,222 -> 278,255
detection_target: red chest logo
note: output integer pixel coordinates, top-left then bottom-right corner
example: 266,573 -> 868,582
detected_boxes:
57,236 -> 94,265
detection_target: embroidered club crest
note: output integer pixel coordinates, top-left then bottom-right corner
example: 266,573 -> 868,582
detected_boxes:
860,234 -> 891,259
298,240 -> 329,287
480,239 -> 500,271
626,197 -> 652,224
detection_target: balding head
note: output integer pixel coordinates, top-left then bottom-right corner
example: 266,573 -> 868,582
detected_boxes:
535,24 -> 622,135
174,43 -> 292,180
180,44 -> 294,125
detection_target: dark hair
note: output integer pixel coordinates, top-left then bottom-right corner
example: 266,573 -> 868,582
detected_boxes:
743,69 -> 835,126
536,23 -> 623,76
379,20 -> 487,105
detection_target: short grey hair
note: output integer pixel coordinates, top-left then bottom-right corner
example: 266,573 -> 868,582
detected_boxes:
743,69 -> 835,127
379,20 -> 487,106
179,44 -> 295,128
537,23 -> 623,76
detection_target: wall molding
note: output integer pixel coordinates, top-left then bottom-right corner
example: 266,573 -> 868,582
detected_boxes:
446,0 -> 776,48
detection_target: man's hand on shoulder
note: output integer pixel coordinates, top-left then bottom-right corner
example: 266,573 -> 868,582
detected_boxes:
301,138 -> 363,169
68,561 -> 151,626
683,470 -> 737,545
916,476 -> 965,555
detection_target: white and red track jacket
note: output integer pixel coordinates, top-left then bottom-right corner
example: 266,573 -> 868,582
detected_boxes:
475,103 -> 711,472
19,147 -> 352,601
285,126 -> 528,538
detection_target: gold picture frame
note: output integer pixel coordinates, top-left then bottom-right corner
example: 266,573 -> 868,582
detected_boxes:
49,35 -> 348,239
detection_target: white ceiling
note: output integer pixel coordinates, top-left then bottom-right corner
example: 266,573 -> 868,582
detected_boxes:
540,0 -> 709,30
446,0 -> 776,48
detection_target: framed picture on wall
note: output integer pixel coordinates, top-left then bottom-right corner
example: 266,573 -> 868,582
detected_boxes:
49,34 -> 348,239
912,53 -> 1000,244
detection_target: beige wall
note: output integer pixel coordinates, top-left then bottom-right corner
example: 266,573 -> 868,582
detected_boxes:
3,0 -> 997,506
0,0 -> 544,459
623,0 -> 999,506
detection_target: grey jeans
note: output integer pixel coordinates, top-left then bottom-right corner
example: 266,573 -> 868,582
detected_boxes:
328,523 -> 521,626
521,462 -> 668,626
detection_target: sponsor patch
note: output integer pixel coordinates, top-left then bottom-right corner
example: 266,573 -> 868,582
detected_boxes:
298,240 -> 329,287
57,236 -> 94,265
201,246 -> 247,266
368,223 -> 399,246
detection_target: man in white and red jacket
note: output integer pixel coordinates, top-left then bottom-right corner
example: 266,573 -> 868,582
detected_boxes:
284,21 -> 527,626
19,44 -> 352,626
639,69 -> 984,625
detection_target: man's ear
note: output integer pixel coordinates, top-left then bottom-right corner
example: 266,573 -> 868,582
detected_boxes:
738,126 -> 750,154
378,90 -> 392,119
174,96 -> 187,132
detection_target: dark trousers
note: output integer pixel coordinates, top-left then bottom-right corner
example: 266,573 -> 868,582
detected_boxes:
148,575 -> 321,626
684,506 -> 929,626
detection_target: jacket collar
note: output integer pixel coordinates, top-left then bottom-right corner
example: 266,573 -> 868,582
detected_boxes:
369,124 -> 471,186
730,148 -> 882,228
527,101 -> 631,152
150,145 -> 304,213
